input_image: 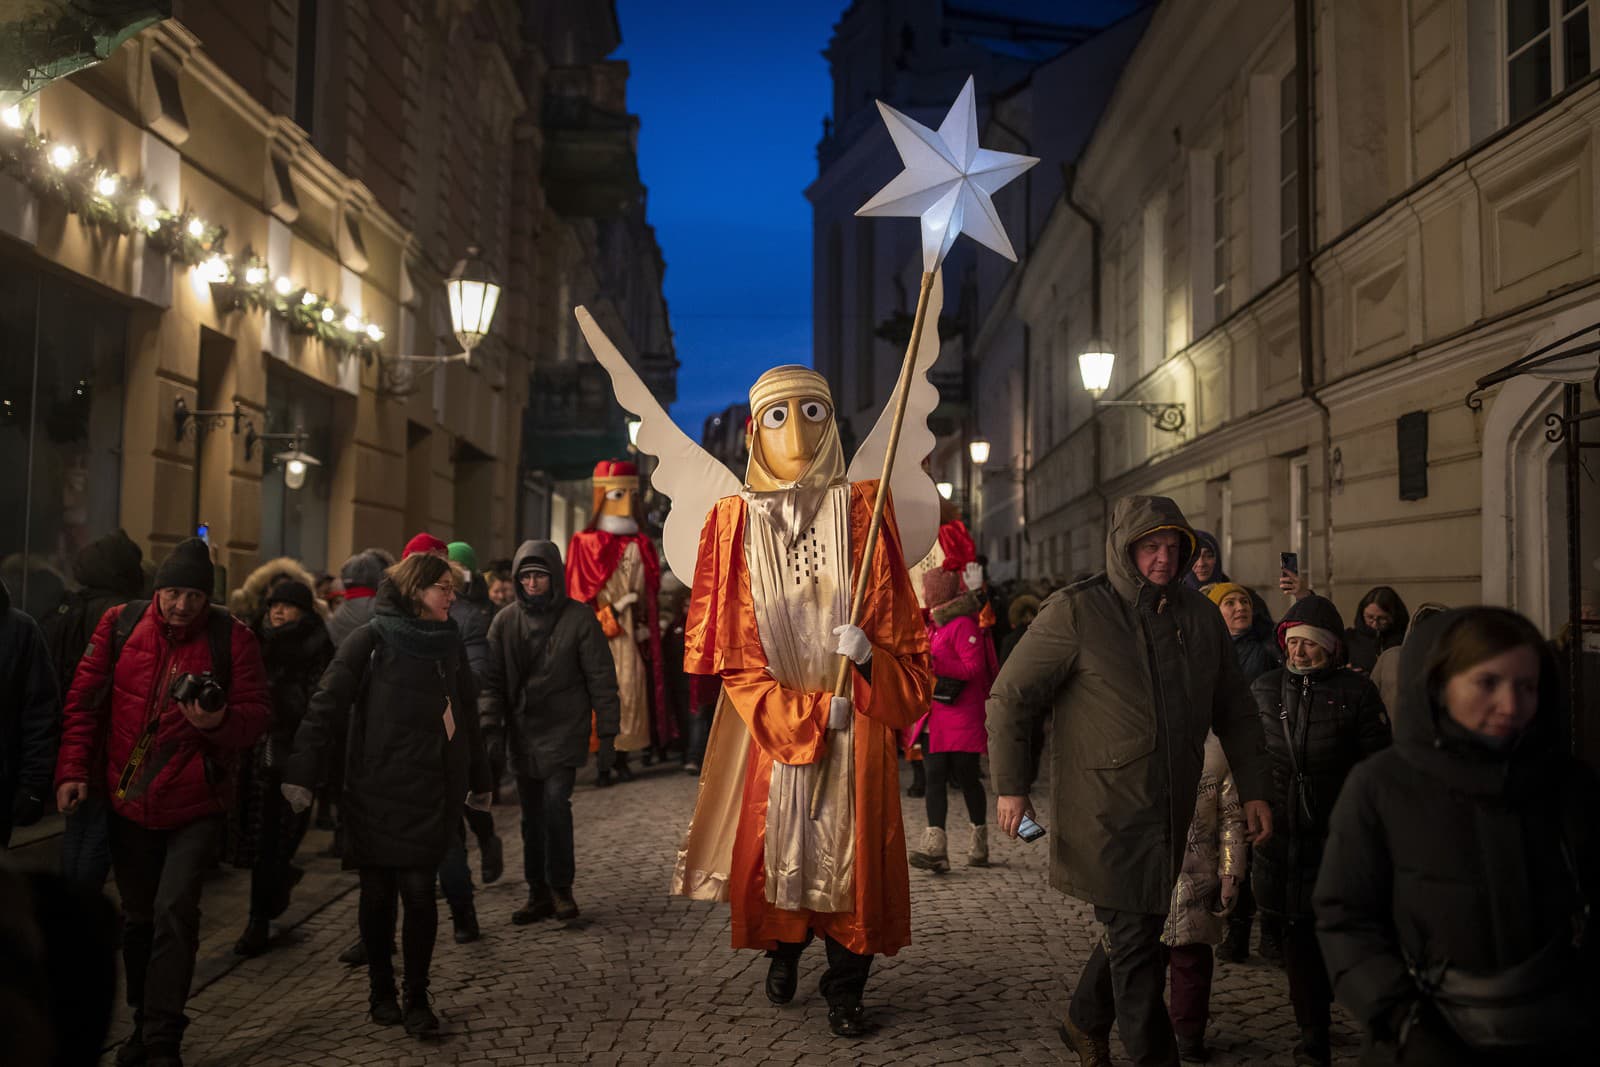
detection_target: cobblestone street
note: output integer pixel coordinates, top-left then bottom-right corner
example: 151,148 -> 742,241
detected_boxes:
108,763 -> 1358,1065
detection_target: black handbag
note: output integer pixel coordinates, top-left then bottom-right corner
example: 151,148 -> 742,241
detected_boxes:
931,675 -> 966,704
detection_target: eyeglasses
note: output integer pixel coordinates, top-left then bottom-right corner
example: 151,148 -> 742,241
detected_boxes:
432,581 -> 456,596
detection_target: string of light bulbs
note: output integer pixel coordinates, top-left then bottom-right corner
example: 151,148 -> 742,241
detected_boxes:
0,100 -> 385,356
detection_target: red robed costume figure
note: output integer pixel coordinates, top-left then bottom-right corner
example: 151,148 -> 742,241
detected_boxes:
566,459 -> 676,755
674,366 -> 933,961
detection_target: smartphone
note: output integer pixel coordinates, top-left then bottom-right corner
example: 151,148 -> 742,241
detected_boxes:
1280,551 -> 1299,576
1017,814 -> 1046,842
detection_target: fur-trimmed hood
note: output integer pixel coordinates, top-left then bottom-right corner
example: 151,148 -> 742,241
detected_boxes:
230,557 -> 331,621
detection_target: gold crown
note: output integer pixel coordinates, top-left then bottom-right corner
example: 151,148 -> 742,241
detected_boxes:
594,474 -> 639,490
748,365 -> 833,417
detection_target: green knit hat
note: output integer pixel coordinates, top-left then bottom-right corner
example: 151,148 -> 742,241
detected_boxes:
447,541 -> 478,572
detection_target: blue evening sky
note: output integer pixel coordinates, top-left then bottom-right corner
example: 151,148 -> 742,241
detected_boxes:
615,2 -> 841,439
614,2 -> 1143,438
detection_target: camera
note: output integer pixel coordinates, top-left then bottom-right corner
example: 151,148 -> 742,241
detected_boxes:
170,672 -> 226,712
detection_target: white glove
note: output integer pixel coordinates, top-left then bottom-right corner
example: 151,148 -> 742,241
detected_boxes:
829,696 -> 853,731
281,783 -> 313,814
963,562 -> 984,591
465,791 -> 492,812
612,592 -> 640,611
832,624 -> 872,665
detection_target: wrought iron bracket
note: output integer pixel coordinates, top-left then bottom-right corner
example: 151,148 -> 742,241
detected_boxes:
243,424 -> 309,463
375,350 -> 473,398
1095,399 -> 1187,433
173,397 -> 246,443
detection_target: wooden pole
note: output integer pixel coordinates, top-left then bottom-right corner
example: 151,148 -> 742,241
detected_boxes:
811,269 -> 935,819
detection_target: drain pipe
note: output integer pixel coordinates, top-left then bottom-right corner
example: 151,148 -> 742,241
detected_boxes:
1063,161 -> 1111,535
1293,0 -> 1334,593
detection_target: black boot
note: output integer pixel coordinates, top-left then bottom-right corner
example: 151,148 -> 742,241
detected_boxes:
512,883 -> 555,925
596,752 -> 613,789
233,918 -> 270,957
369,975 -> 402,1026
1293,1026 -> 1330,1066
451,901 -> 481,944
479,833 -> 504,885
1216,917 -> 1250,963
1259,915 -> 1284,963
907,761 -> 925,798
338,935 -> 367,966
614,752 -> 636,783
765,953 -> 799,1005
552,886 -> 580,921
827,1004 -> 879,1038
143,1043 -> 183,1067
1177,1033 -> 1211,1062
114,1024 -> 146,1067
403,986 -> 439,1037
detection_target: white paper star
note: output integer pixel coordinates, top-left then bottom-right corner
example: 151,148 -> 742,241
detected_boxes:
856,76 -> 1039,272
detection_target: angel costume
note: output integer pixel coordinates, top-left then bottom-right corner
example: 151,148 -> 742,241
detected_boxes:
679,366 -> 932,998
566,460 -> 672,756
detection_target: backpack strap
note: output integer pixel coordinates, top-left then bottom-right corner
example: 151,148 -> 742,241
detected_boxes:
205,606 -> 233,693
110,600 -> 150,667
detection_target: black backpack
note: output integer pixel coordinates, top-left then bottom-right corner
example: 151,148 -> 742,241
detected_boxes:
105,599 -> 234,695
41,590 -> 123,698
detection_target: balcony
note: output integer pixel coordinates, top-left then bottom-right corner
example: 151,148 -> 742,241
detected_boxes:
542,65 -> 643,219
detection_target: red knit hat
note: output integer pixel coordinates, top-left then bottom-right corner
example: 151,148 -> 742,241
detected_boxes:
403,532 -> 449,559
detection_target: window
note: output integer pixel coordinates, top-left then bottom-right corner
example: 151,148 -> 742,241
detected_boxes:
1212,150 -> 1229,322
1506,0 -> 1594,124
293,0 -> 319,134
260,370 -> 336,568
1289,455 -> 1311,583
1140,195 -> 1166,373
0,266 -> 126,618
1278,70 -> 1299,274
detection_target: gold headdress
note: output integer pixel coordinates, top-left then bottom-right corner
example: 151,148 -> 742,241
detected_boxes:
744,365 -> 846,544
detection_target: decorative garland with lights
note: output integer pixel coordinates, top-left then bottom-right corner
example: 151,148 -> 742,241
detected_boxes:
0,102 -> 384,358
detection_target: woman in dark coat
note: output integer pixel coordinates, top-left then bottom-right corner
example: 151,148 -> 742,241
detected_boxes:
284,554 -> 492,1039
1344,585 -> 1409,673
230,579 -> 334,957
1251,595 -> 1390,1066
1315,608 -> 1598,1066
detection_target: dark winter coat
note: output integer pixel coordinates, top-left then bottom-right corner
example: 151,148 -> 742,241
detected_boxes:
1314,609 -> 1599,1065
1251,597 -> 1389,919
449,573 -> 492,685
1,579 -> 59,839
40,530 -> 143,699
988,496 -> 1269,914
478,540 -> 620,781
1344,586 -> 1409,673
285,581 -> 491,870
225,612 -> 334,868
55,598 -> 270,830
327,550 -> 388,649
1230,630 -> 1281,682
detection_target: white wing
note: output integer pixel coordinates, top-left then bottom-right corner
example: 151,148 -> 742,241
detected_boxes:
846,268 -> 944,563
574,307 -> 742,580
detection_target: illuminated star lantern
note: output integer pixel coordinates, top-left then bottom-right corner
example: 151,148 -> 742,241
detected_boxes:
856,76 -> 1039,272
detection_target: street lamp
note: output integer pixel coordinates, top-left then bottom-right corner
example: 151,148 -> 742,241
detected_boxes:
936,481 -> 954,500
445,245 -> 502,359
244,424 -> 321,490
968,437 -> 991,466
1077,345 -> 1186,433
378,245 -> 503,396
627,417 -> 642,448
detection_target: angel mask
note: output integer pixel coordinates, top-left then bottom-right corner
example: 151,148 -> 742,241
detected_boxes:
743,366 -> 845,548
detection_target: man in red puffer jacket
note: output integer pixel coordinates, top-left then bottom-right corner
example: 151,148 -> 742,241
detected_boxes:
54,537 -> 269,1067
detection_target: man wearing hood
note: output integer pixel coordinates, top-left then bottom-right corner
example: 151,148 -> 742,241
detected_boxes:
478,540 -> 620,925
988,496 -> 1272,1067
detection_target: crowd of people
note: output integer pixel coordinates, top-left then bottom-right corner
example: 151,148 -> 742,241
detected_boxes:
1,485 -> 1596,1066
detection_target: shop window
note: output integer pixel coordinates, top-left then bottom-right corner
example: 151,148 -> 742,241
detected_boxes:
0,265 -> 126,618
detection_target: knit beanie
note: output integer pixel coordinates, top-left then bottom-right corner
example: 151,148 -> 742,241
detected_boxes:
264,578 -> 315,616
1205,582 -> 1249,606
1284,623 -> 1340,655
153,537 -> 215,594
403,532 -> 449,559
921,568 -> 963,610
447,541 -> 478,572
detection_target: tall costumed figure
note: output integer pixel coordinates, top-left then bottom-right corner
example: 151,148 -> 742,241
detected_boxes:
566,460 -> 675,785
575,75 -> 1034,1039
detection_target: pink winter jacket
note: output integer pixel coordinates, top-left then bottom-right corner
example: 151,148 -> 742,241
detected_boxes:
917,613 -> 996,753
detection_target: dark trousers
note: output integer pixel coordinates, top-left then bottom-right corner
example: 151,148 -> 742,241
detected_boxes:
1166,942 -> 1215,1039
923,750 -> 986,829
518,767 -> 577,889
358,866 -> 436,995
60,792 -> 113,890
1281,918 -> 1332,1030
770,931 -> 874,1009
1069,908 -> 1177,1067
109,814 -> 224,1049
436,818 -> 473,910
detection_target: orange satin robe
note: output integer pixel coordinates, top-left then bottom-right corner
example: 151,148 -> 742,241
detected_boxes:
684,480 -> 933,957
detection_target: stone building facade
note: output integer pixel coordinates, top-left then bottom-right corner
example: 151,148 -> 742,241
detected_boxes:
0,0 -> 671,614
